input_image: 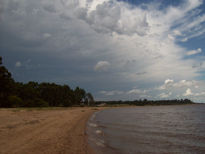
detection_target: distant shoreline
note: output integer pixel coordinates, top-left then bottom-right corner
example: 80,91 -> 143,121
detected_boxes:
96,99 -> 196,106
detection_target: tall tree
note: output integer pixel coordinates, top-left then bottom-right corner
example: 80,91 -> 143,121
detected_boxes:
0,57 -> 14,107
0,57 -> 95,108
86,93 -> 94,106
74,87 -> 86,105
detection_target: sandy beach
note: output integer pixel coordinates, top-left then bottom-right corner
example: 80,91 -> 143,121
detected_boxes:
0,107 -> 102,154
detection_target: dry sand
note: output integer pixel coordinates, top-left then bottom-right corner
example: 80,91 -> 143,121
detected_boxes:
0,107 -> 103,154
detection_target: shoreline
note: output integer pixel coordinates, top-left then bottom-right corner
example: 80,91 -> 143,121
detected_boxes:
0,107 -> 105,154
0,104 -> 203,153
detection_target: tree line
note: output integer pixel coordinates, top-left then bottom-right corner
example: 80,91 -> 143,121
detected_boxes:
96,99 -> 194,106
0,57 -> 94,108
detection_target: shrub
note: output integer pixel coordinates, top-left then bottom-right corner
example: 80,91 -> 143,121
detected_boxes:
25,98 -> 49,107
35,99 -> 49,107
8,95 -> 23,107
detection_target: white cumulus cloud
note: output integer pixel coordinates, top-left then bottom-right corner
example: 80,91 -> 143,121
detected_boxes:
158,79 -> 198,90
159,92 -> 172,98
127,89 -> 147,95
183,88 -> 193,96
94,61 -> 110,71
186,48 -> 202,56
15,61 -> 22,67
1,0 -> 205,102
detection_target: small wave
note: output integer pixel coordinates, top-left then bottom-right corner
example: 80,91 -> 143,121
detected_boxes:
96,130 -> 102,134
96,139 -> 105,147
90,113 -> 96,121
89,122 -> 98,127
90,110 -> 102,121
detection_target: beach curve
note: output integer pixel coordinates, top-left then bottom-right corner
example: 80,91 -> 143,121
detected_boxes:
0,107 -> 104,154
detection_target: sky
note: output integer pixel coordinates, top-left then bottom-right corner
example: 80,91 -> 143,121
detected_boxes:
1,0 -> 205,102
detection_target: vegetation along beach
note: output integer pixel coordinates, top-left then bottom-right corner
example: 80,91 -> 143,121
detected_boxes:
1,0 -> 205,153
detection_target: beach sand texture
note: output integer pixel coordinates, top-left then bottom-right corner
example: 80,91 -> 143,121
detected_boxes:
0,107 -> 100,154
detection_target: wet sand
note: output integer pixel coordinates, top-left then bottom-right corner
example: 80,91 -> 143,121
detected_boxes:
0,107 -> 103,154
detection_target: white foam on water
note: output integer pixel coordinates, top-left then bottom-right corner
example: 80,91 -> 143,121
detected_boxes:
96,139 -> 105,147
96,130 -> 102,134
89,122 -> 98,127
90,113 -> 96,121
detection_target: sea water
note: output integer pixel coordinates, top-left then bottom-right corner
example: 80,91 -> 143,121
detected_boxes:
87,104 -> 205,154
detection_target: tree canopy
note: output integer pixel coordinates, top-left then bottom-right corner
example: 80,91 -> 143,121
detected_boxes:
0,56 -> 94,108
0,56 -> 194,108
96,99 -> 194,106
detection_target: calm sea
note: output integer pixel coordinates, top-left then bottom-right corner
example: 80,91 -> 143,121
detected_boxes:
87,104 -> 205,154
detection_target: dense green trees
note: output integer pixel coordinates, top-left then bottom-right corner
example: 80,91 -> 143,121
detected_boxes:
0,57 -> 94,108
96,99 -> 194,106
0,56 -> 194,108
0,57 -> 15,107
